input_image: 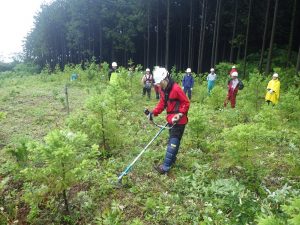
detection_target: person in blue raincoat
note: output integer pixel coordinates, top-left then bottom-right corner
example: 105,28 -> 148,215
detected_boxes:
207,68 -> 217,95
70,73 -> 79,81
182,68 -> 194,100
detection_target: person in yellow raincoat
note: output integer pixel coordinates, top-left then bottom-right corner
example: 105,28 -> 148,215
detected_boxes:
108,62 -> 119,85
265,73 -> 280,105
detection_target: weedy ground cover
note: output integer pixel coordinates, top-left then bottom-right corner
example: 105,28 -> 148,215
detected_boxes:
0,64 -> 299,224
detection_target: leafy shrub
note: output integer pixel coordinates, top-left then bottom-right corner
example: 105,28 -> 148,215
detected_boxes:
105,78 -> 131,115
170,65 -> 182,83
86,59 -> 99,80
216,123 -> 278,191
215,62 -> 236,77
186,104 -> 209,150
99,62 -> 109,81
241,71 -> 266,111
205,86 -> 227,110
277,89 -> 300,126
253,105 -> 282,129
67,91 -> 125,154
21,130 -> 98,223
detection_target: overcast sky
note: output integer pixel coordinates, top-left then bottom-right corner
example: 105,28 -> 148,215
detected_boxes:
0,0 -> 52,62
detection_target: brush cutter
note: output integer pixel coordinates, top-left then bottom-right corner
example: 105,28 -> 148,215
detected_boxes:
116,122 -> 169,185
116,109 -> 174,186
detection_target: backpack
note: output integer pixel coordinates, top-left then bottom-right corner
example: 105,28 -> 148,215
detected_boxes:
238,79 -> 244,90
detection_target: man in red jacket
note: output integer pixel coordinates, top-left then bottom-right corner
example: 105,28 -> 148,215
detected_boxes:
146,67 -> 190,174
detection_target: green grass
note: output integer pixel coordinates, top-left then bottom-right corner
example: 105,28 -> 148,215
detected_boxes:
0,75 -> 89,147
0,68 -> 299,224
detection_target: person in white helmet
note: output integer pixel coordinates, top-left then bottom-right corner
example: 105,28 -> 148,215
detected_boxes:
141,68 -> 154,99
108,62 -> 118,81
229,65 -> 238,78
224,71 -> 243,108
145,67 -> 190,174
265,73 -> 280,105
207,68 -> 217,95
182,68 -> 194,100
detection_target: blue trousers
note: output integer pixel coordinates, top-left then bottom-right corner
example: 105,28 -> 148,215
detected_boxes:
184,87 -> 192,100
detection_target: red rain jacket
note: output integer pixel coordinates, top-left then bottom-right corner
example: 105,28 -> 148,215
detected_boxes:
152,83 -> 190,125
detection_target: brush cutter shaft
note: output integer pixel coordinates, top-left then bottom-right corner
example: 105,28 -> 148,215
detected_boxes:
117,122 -> 168,182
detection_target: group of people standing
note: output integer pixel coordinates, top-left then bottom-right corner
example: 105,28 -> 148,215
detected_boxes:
140,66 -> 232,106
109,62 -> 280,108
141,65 -> 280,108
108,62 -> 281,176
142,67 -> 211,101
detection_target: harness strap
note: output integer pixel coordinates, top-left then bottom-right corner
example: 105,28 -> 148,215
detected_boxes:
166,98 -> 180,114
145,74 -> 153,82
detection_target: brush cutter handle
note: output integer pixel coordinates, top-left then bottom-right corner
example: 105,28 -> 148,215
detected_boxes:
144,108 -> 150,115
117,122 -> 169,183
144,108 -> 153,121
144,108 -> 175,129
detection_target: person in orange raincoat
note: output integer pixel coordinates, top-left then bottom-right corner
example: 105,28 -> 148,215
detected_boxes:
265,73 -> 280,105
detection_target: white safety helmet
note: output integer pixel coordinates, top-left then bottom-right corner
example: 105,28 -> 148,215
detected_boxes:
186,68 -> 191,73
273,73 -> 279,78
231,71 -> 238,77
146,68 -> 150,72
210,68 -> 215,72
153,67 -> 169,84
112,62 -> 117,67
232,65 -> 236,69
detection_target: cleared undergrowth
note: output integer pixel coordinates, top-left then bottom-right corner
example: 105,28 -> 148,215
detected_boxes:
0,63 -> 300,224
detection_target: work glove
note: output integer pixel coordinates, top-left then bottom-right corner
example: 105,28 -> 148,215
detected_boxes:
144,108 -> 153,121
147,112 -> 153,121
172,113 -> 183,124
190,88 -> 193,91
182,87 -> 184,90
268,89 -> 273,94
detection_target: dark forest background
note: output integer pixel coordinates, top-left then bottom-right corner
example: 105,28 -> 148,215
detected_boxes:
23,0 -> 300,74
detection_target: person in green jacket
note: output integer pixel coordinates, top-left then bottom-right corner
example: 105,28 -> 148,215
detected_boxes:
108,62 -> 118,84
